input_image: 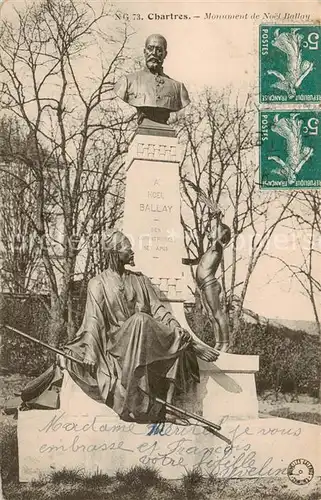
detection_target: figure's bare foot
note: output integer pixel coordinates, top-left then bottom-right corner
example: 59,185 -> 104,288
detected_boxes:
191,339 -> 220,362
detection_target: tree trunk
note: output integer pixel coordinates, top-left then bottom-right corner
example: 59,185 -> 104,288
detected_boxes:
48,293 -> 65,347
319,331 -> 321,402
63,254 -> 77,341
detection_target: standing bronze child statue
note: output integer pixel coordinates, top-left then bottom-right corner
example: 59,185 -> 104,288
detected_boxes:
195,214 -> 231,352
182,186 -> 231,352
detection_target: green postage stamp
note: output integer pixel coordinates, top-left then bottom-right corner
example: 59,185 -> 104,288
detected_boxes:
260,25 -> 321,103
260,111 -> 321,189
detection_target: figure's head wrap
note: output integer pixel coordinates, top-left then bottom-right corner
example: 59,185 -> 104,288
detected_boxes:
103,230 -> 132,271
104,230 -> 130,253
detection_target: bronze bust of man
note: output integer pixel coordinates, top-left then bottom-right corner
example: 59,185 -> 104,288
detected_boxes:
114,34 -> 190,124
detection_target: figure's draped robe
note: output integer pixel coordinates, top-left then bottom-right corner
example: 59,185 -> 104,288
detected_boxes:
65,269 -> 199,421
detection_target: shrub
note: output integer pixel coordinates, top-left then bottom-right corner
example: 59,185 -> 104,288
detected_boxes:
115,465 -> 162,487
233,319 -> 320,397
0,421 -> 19,483
182,468 -> 206,500
186,306 -> 320,398
0,294 -> 55,375
182,467 -> 203,488
50,468 -> 85,484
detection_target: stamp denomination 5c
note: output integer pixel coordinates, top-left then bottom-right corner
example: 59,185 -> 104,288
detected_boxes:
260,111 -> 321,190
260,25 -> 321,104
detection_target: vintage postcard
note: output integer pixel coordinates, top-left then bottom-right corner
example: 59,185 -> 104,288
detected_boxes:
0,0 -> 320,499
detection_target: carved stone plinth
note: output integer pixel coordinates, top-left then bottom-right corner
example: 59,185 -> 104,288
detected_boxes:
59,371 -> 119,418
196,353 -> 259,420
170,302 -> 259,420
122,126 -> 186,291
18,409 -> 321,482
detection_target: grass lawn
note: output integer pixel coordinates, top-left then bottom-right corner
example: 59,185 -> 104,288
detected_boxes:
1,466 -> 320,500
1,375 -> 320,499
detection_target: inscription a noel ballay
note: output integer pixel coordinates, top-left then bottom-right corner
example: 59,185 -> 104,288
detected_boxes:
140,204 -> 173,213
140,190 -> 173,213
122,164 -> 182,276
139,186 -> 177,253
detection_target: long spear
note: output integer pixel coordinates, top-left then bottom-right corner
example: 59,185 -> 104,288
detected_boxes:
2,324 -> 81,365
3,323 -> 231,445
141,390 -> 232,446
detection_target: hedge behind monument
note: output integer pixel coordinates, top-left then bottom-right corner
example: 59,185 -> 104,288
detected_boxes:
0,293 -> 54,375
186,309 -> 320,398
234,320 -> 320,398
1,293 -> 320,398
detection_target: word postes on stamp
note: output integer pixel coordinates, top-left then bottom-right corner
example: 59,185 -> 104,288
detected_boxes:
260,25 -> 321,104
259,110 -> 321,190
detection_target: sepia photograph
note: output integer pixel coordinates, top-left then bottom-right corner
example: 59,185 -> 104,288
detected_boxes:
0,0 -> 320,498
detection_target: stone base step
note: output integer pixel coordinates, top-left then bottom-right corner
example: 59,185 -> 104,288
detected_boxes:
18,410 -> 320,483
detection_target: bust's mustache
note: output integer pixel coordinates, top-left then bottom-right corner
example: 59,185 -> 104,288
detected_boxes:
147,56 -> 162,64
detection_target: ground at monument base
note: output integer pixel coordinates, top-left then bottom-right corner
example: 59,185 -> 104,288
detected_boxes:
1,376 -> 320,500
2,471 -> 321,500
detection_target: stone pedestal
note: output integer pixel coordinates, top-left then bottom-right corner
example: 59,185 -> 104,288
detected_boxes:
18,410 -> 321,482
122,125 -> 259,420
170,301 -> 259,420
60,371 -> 119,418
122,125 -> 186,298
196,354 -> 259,420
